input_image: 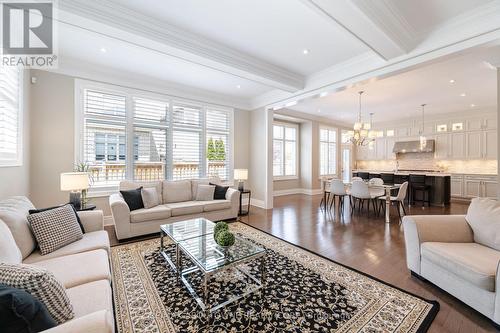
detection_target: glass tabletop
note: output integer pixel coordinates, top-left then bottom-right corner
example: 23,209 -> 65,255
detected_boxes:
178,234 -> 266,273
160,218 -> 215,243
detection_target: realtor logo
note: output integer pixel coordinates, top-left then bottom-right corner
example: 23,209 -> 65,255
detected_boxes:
1,0 -> 58,68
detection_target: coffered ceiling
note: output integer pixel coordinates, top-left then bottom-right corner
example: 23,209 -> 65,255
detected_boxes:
52,0 -> 500,112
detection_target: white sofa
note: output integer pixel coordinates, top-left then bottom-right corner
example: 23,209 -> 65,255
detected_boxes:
110,179 -> 240,240
0,196 -> 113,333
403,198 -> 500,326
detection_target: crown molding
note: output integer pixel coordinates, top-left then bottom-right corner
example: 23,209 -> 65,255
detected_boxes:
48,57 -> 253,110
58,0 -> 304,92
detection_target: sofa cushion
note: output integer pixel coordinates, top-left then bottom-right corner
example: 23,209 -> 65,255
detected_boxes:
23,231 -> 110,264
466,198 -> 500,251
130,205 -> 172,223
141,187 -> 160,209
0,263 -> 74,324
421,242 -> 500,291
0,219 -> 22,264
164,201 -> 204,217
163,180 -> 192,203
31,249 -> 110,289
120,180 -> 163,203
191,178 -> 209,200
0,196 -> 36,259
196,185 -> 215,201
202,200 -> 232,212
66,280 -> 112,318
28,204 -> 84,255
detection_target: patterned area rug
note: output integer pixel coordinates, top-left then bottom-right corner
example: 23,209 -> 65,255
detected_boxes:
111,222 -> 438,332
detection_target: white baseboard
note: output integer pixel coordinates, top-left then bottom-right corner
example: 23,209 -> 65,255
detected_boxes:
103,216 -> 114,226
273,188 -> 322,197
250,198 -> 265,208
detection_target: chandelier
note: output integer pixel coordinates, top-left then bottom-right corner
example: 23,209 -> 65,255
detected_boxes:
349,91 -> 376,146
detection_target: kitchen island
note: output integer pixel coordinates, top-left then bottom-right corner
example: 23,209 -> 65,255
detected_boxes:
352,170 -> 451,206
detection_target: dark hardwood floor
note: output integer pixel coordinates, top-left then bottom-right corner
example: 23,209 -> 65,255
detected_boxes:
105,194 -> 498,333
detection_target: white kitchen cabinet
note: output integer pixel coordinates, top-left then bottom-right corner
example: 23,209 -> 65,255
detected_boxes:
395,127 -> 409,138
484,180 -> 498,198
435,134 -> 450,159
483,115 -> 497,130
450,175 -> 464,197
463,175 -> 498,199
464,177 -> 482,197
466,131 -> 482,159
376,138 -> 386,160
466,118 -> 483,131
484,130 -> 497,159
450,133 -> 465,159
386,138 -> 395,160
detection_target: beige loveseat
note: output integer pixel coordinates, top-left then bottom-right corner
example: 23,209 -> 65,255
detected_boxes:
403,197 -> 500,325
0,196 -> 113,333
110,179 -> 240,240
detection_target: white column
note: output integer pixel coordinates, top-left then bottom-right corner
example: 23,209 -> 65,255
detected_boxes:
497,68 -> 500,198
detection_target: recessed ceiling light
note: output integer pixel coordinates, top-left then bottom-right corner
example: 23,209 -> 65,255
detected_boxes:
236,85 -> 241,89
319,92 -> 328,98
449,79 -> 455,83
100,47 -> 107,53
470,104 -> 476,108
460,93 -> 466,97
285,101 -> 298,107
303,49 -> 310,55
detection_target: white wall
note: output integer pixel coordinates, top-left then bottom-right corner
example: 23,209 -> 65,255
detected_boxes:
498,68 -> 500,198
0,70 -> 31,200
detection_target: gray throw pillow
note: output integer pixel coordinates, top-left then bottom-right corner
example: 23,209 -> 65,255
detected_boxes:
0,263 -> 74,324
28,204 -> 83,255
465,198 -> 500,250
196,185 -> 215,201
141,187 -> 160,209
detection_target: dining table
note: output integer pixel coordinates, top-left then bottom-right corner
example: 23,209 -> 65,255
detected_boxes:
321,179 -> 401,223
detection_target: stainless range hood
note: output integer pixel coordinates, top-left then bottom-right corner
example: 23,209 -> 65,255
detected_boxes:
392,140 -> 435,154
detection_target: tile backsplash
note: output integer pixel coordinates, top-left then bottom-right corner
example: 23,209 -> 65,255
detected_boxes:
357,153 -> 497,174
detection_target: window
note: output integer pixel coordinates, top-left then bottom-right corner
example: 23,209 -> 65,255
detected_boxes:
78,81 -> 233,189
319,127 -> 337,176
0,67 -> 22,166
273,122 -> 297,179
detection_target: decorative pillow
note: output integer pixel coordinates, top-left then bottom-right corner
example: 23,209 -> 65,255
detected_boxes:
0,219 -> 22,264
163,180 -> 192,203
465,198 -> 500,250
0,263 -> 74,324
196,185 -> 215,201
0,284 -> 57,332
120,180 -> 163,203
29,204 -> 85,233
28,204 -> 83,255
210,182 -> 229,200
141,187 -> 160,209
120,187 -> 144,211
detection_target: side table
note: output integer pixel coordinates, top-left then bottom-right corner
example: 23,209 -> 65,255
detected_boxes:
239,189 -> 251,216
76,204 -> 96,211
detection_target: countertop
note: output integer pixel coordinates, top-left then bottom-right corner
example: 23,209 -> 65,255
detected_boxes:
353,170 -> 451,177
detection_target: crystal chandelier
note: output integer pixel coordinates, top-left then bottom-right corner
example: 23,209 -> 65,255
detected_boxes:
419,104 -> 427,150
349,91 -> 375,146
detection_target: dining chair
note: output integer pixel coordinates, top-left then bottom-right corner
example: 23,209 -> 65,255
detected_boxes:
350,180 -> 379,215
329,179 -> 349,214
378,181 -> 409,222
352,176 -> 363,181
320,177 -> 331,209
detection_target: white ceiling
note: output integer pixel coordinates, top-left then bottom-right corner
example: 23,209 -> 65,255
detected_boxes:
288,46 -> 499,123
53,0 -> 500,109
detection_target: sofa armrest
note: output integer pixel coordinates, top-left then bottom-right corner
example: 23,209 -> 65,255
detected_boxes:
402,215 -> 473,274
77,210 -> 104,232
226,188 -> 240,217
42,310 -> 113,333
109,193 -> 130,240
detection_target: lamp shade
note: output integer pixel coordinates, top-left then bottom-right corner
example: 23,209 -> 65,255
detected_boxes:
234,169 -> 248,180
60,172 -> 89,191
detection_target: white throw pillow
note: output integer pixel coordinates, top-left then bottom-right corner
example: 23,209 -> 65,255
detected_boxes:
196,185 -> 215,201
0,219 -> 22,264
465,198 -> 500,250
141,187 -> 160,209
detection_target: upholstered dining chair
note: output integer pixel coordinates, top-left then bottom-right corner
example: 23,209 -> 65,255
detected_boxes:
350,180 -> 380,215
329,179 -> 349,213
379,181 -> 409,222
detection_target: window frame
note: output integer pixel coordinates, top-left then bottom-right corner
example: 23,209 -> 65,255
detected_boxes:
273,121 -> 299,181
74,79 -> 234,196
319,126 -> 338,177
0,68 -> 23,167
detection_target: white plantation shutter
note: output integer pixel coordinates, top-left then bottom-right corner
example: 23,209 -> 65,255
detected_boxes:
0,67 -> 22,166
273,123 -> 297,178
82,89 -> 127,186
206,107 -> 231,181
320,128 -> 337,176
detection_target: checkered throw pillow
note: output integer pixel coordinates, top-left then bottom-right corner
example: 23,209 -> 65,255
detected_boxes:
0,263 -> 74,324
28,204 -> 83,255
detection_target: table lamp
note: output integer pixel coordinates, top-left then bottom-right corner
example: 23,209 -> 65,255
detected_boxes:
60,172 -> 89,209
234,169 -> 248,191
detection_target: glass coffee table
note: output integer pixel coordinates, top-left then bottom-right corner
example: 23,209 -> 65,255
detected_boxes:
160,218 -> 215,272
177,233 -> 266,315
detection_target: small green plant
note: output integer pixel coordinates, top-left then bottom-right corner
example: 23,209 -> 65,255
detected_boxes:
214,221 -> 228,238
215,230 -> 235,247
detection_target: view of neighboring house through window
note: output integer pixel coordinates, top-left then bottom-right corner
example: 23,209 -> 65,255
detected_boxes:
320,127 -> 337,176
79,84 -> 233,189
273,122 -> 298,178
0,67 -> 22,166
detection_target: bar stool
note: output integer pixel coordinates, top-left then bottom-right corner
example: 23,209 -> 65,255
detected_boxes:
358,172 -> 370,180
381,173 -> 394,184
409,174 -> 431,207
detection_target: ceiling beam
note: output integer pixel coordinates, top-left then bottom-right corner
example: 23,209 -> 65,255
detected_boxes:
299,0 -> 416,60
58,0 -> 304,92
